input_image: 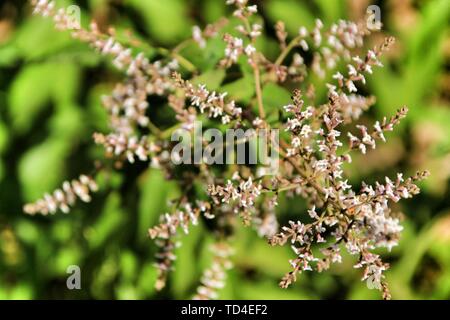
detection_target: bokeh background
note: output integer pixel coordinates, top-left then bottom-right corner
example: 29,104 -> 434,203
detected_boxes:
0,0 -> 449,299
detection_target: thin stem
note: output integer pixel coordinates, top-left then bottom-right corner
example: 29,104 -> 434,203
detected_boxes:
157,48 -> 197,73
253,64 -> 266,120
275,35 -> 301,66
240,15 -> 266,120
173,39 -> 194,54
148,118 -> 162,136
262,184 -> 300,194
160,123 -> 182,139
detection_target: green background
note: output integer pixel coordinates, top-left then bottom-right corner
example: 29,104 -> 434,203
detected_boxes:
0,0 -> 449,299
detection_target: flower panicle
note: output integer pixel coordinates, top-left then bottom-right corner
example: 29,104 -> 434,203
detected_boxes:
23,175 -> 98,215
193,242 -> 234,300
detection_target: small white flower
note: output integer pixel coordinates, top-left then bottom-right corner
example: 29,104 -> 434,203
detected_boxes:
299,26 -> 308,37
347,80 -> 357,93
247,5 -> 258,13
245,44 -> 256,56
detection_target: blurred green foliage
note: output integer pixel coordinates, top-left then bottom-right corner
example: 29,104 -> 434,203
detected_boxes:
0,0 -> 449,299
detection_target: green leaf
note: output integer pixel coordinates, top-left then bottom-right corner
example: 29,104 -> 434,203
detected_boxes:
265,0 -> 315,34
186,34 -> 226,71
53,245 -> 82,275
49,105 -> 86,140
87,83 -> 112,132
91,253 -> 120,299
262,83 -> 291,113
236,279 -> 312,299
0,45 -> 20,67
138,169 -> 180,243
221,74 -> 255,104
13,17 -> 73,60
370,0 -> 449,117
314,0 -> 346,22
88,192 -> 126,250
125,0 -> 192,45
172,223 -> 205,298
8,62 -> 54,133
8,60 -> 82,134
234,226 -> 294,278
202,0 -> 227,23
191,69 -> 226,90
18,139 -> 68,201
137,262 -> 158,297
120,250 -> 138,283
50,62 -> 81,105
115,283 -> 139,300
7,283 -> 34,300
0,120 -> 8,153
0,161 -> 4,183
51,220 -> 74,243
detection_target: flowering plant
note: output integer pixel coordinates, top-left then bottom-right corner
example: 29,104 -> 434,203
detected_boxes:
25,0 -> 430,300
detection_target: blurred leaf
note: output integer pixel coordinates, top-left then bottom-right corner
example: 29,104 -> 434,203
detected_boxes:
8,62 -> 54,133
18,139 -> 68,201
8,61 -> 82,134
236,279 -> 312,299
0,162 -> 4,182
137,261 -> 158,297
234,226 -> 293,278
120,250 -> 138,283
91,252 -> 119,299
184,36 -> 226,72
265,0 -> 315,33
115,283 -> 139,299
262,82 -> 291,114
13,17 -> 73,60
53,245 -> 82,275
49,105 -> 86,140
8,283 -> 34,300
314,0 -> 346,23
50,62 -> 81,105
125,0 -> 192,45
191,69 -> 226,90
0,120 -> 8,152
171,222 -> 205,298
0,45 -> 20,67
51,220 -> 74,243
370,0 -> 449,117
138,169 -> 180,243
221,74 -> 255,103
87,83 -> 112,132
88,192 -> 126,250
202,0 -> 226,23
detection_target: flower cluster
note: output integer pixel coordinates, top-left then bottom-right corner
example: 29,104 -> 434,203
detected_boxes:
208,174 -> 262,224
220,0 -> 261,68
153,237 -> 178,291
148,201 -> 213,290
347,106 -> 408,154
101,59 -> 178,133
193,242 -> 233,300
192,18 -> 228,49
24,175 -> 98,215
93,132 -> 155,164
27,0 -> 429,300
148,204 -> 202,240
331,37 -> 395,95
172,72 -> 242,125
